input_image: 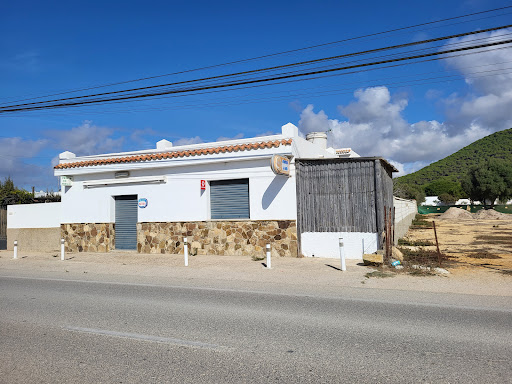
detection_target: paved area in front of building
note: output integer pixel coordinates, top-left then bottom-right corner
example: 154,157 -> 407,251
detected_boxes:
1,250 -> 511,303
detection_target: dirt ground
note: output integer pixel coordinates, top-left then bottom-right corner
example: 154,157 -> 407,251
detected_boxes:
402,213 -> 512,276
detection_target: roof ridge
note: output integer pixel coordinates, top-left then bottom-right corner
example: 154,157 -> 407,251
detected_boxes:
55,138 -> 293,170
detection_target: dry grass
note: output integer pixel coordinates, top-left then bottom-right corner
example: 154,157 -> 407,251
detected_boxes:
466,251 -> 502,259
410,214 -> 434,229
398,238 -> 434,246
364,270 -> 395,279
398,247 -> 453,269
403,215 -> 512,275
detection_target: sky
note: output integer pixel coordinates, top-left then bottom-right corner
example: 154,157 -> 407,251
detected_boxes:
1,0 -> 512,191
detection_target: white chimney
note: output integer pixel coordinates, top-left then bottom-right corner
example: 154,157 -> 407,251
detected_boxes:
156,139 -> 173,150
306,132 -> 327,150
281,122 -> 299,137
59,151 -> 76,160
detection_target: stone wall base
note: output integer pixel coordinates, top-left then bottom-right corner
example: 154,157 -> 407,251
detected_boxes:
61,220 -> 298,257
138,220 -> 297,257
61,223 -> 114,252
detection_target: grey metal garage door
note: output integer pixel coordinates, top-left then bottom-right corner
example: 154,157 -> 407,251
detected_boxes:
115,195 -> 138,250
210,179 -> 249,219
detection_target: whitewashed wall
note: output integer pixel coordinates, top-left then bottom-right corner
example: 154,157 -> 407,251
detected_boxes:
393,196 -> 417,242
301,232 -> 378,259
7,203 -> 62,229
59,157 -> 297,224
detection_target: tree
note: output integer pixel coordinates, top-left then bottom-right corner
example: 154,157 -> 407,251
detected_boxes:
462,159 -> 512,208
393,182 -> 425,206
0,177 -> 34,206
424,177 -> 464,199
438,193 -> 457,205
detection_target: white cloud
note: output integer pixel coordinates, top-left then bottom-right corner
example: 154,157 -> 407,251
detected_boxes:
0,137 -> 56,189
442,28 -> 512,133
388,160 -> 405,177
129,127 -> 160,149
297,28 -> 512,176
174,136 -> 203,146
216,133 -> 244,142
46,120 -> 124,156
298,87 -> 492,174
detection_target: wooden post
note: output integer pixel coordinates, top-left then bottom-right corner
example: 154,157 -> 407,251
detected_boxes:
388,207 -> 393,263
384,207 -> 391,264
384,208 -> 387,263
374,160 -> 384,251
433,221 -> 442,267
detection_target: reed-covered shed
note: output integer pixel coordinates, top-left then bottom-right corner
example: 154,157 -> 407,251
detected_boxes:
295,157 -> 397,258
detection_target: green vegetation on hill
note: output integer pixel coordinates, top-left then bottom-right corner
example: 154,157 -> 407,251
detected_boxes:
394,128 -> 512,202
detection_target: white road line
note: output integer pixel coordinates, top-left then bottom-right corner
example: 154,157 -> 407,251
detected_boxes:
65,326 -> 228,351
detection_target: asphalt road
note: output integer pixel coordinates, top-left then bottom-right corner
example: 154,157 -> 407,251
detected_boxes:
1,275 -> 511,383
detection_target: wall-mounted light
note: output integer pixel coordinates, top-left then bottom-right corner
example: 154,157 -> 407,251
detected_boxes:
115,171 -> 130,179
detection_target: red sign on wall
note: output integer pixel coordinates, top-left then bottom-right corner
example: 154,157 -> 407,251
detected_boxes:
200,180 -> 206,190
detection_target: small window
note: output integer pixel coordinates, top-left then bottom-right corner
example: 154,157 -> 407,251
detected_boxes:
210,179 -> 249,219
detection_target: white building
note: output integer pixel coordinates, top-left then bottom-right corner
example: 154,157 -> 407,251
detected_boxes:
8,123 -> 412,259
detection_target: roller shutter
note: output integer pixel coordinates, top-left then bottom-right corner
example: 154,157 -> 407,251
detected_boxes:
210,179 -> 249,219
115,195 -> 138,250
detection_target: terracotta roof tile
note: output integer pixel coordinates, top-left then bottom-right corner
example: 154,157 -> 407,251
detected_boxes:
55,138 -> 293,170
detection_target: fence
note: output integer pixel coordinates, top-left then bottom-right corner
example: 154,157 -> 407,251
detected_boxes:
418,205 -> 512,214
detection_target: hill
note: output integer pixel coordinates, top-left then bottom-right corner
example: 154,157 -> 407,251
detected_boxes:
395,128 -> 512,188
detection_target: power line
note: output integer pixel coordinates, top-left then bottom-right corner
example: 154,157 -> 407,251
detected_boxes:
1,24 -> 510,112
2,5 -> 511,105
32,57 -> 512,115
9,46 -> 510,118
1,36 -> 511,114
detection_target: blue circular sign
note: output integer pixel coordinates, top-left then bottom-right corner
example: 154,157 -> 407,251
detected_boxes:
138,198 -> 148,208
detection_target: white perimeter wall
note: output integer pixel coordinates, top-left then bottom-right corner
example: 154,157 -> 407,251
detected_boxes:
8,203 -> 61,229
394,196 -> 417,242
59,158 -> 297,224
301,232 -> 378,260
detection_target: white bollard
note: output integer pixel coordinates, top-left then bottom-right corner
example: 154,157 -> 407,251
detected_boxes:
13,240 -> 18,259
266,243 -> 271,269
339,238 -> 346,271
184,237 -> 188,267
61,239 -> 65,261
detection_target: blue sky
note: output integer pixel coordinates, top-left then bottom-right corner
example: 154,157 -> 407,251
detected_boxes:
1,0 -> 512,190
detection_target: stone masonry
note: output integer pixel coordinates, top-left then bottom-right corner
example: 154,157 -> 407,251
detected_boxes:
61,220 -> 297,257
61,223 -> 114,253
137,220 -> 297,257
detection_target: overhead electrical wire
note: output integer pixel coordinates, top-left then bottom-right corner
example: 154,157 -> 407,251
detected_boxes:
0,32 -> 511,114
22,56 -> 512,116
6,43 -> 510,119
2,23 -> 510,111
0,63 -> 510,160
2,4 -> 511,106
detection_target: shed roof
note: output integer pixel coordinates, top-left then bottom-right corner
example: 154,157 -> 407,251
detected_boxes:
295,157 -> 399,173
